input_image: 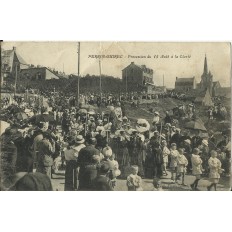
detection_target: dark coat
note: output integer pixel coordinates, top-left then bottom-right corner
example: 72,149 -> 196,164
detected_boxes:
11,172 -> 53,191
77,145 -> 100,190
93,175 -> 113,191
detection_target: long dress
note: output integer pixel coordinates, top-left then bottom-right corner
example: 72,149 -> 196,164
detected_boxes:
144,142 -> 154,178
117,137 -> 130,178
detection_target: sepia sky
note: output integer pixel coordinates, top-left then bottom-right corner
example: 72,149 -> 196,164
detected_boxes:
2,42 -> 231,88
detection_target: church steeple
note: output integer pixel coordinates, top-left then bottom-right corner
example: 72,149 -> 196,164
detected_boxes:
203,54 -> 208,74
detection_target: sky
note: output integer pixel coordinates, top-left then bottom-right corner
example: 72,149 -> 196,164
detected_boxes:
2,42 -> 231,88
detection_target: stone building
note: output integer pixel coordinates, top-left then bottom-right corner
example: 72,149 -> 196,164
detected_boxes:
122,62 -> 154,92
20,67 -> 59,80
1,47 -> 29,84
175,77 -> 196,92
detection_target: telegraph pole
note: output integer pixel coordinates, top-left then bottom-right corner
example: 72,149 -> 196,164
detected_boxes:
77,42 -> 80,106
125,69 -> 128,93
99,59 -> 102,100
14,62 -> 18,96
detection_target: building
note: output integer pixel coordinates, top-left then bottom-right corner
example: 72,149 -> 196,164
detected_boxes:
1,47 -> 29,84
20,67 -> 59,80
122,62 -> 154,92
199,55 -> 214,95
175,76 -> 196,92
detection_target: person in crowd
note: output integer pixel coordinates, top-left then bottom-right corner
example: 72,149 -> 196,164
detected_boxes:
170,128 -> 182,148
198,139 -> 209,175
92,163 -> 113,191
9,172 -> 53,191
170,143 -> 179,182
77,138 -> 100,190
153,178 -> 163,191
190,148 -> 203,190
152,111 -> 160,125
101,146 -> 116,187
126,165 -> 143,191
176,148 -> 188,186
161,140 -> 170,176
64,135 -> 85,191
152,141 -> 163,179
207,150 -> 223,191
36,131 -> 55,177
182,139 -> 192,173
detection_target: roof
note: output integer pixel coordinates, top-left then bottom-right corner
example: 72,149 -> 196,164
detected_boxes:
175,77 -> 195,83
122,62 -> 153,72
1,48 -> 28,71
213,81 -> 221,88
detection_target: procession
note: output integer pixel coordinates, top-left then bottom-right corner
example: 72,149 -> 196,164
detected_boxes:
0,42 -> 231,191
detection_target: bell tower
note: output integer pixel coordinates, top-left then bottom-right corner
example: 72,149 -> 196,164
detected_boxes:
200,55 -> 213,95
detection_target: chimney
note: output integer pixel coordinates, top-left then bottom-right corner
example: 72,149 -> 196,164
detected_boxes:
13,47 -> 16,51
176,77 -> 178,80
131,62 -> 134,64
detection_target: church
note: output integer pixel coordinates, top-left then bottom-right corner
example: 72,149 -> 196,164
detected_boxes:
197,55 -> 221,97
175,55 -> 222,97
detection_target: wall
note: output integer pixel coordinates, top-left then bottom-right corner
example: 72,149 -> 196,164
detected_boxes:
20,68 -> 46,80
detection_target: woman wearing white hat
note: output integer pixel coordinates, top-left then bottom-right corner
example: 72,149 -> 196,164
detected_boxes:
64,135 -> 85,191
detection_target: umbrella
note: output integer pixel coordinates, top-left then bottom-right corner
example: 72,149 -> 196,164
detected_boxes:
16,112 -> 28,121
184,120 -> 207,131
29,113 -> 55,124
0,120 -> 10,135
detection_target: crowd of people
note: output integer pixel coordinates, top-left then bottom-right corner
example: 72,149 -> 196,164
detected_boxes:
0,90 -> 231,191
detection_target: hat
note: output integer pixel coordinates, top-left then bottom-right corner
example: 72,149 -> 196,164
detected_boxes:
176,128 -> 181,132
102,147 -> 113,157
184,139 -> 191,144
154,111 -> 159,115
202,140 -> 208,146
96,126 -> 105,132
128,128 -> 137,135
171,143 -> 177,147
75,135 -> 85,144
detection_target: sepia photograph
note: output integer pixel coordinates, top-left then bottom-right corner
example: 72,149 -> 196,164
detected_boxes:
0,42 -> 231,191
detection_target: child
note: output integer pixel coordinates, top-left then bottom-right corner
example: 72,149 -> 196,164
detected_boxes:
170,143 -> 179,182
207,150 -> 224,191
161,140 -> 170,176
110,153 -> 121,178
153,178 -> 163,191
190,148 -> 203,190
126,165 -> 143,191
176,148 -> 188,185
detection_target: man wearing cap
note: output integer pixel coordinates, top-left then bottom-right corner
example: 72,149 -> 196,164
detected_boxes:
77,138 -> 100,190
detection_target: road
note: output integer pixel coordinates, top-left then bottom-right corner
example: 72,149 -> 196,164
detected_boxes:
51,170 -> 231,191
